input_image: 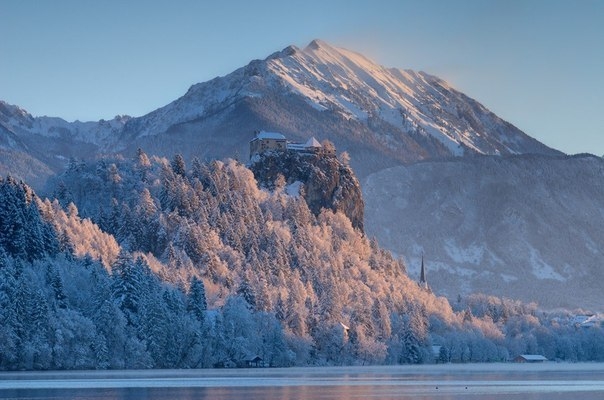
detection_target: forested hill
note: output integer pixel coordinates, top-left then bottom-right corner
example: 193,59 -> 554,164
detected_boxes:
1,154 -> 452,369
0,152 -> 602,370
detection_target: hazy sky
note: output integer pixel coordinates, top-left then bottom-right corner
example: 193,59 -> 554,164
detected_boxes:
1,0 -> 602,155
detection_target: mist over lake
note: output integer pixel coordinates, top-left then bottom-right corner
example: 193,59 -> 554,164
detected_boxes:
1,364 -> 603,400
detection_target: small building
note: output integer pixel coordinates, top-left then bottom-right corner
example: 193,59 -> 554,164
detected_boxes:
287,137 -> 323,153
249,131 -> 334,160
243,356 -> 264,368
513,354 -> 548,363
572,314 -> 602,328
249,131 -> 287,159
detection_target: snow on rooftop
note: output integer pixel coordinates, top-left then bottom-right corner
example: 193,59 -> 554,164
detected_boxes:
287,137 -> 323,151
518,354 -> 548,361
256,131 -> 286,140
305,137 -> 322,148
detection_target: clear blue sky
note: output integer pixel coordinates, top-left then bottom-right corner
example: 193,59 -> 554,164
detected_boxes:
1,0 -> 602,155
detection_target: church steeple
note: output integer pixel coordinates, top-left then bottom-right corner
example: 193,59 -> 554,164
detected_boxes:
419,253 -> 428,290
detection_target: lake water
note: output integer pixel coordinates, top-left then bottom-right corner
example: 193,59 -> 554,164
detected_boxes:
0,363 -> 603,399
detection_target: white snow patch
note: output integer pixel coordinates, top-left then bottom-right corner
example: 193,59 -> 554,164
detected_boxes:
529,248 -> 565,281
500,273 -> 518,283
407,255 -> 476,279
286,181 -> 302,197
444,239 -> 484,265
584,236 -> 600,255
438,263 -> 477,278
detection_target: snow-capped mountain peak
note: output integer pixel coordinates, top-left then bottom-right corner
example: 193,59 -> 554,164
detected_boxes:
264,40 -> 549,157
115,39 -> 558,163
0,99 -> 130,151
0,100 -> 35,129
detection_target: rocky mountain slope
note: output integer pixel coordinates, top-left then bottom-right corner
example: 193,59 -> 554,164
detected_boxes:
1,40 -> 560,187
0,101 -> 127,187
364,154 -> 604,311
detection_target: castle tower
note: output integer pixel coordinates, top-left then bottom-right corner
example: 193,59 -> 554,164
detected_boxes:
249,131 -> 287,159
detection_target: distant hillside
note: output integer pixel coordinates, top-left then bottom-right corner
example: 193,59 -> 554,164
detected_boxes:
364,154 -> 604,311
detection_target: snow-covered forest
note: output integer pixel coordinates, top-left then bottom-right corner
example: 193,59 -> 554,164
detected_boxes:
0,151 -> 602,370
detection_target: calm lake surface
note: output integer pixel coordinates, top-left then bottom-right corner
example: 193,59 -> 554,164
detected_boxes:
0,363 -> 603,400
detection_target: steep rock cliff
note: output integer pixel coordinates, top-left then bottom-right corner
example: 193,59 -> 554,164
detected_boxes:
250,150 -> 364,232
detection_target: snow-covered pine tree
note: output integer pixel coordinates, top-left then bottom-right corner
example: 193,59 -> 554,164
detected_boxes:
187,276 -> 207,323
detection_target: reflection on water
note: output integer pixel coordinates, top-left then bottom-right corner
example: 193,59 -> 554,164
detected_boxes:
3,385 -> 604,400
1,364 -> 603,400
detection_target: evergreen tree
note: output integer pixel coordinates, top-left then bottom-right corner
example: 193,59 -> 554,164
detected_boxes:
112,251 -> 144,324
45,263 -> 67,309
0,260 -> 20,369
0,177 -> 59,261
237,278 -> 256,310
171,154 -> 186,177
187,276 -> 207,322
134,148 -> 152,183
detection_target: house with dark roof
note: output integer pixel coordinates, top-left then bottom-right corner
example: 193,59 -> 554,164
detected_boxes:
513,354 -> 548,363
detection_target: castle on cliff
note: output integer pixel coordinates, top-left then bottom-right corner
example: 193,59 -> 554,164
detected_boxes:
249,131 -> 332,160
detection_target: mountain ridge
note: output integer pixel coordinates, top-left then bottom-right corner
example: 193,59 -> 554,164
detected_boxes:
1,40 -> 562,187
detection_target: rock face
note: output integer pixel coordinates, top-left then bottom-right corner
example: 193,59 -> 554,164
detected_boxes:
250,149 -> 364,232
